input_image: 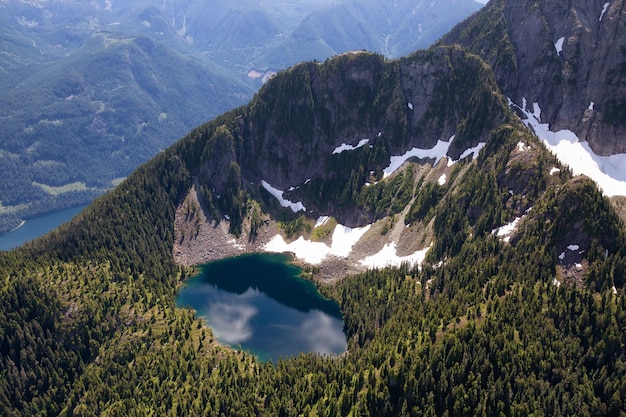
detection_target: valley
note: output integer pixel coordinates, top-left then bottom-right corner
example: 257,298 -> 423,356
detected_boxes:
0,0 -> 483,235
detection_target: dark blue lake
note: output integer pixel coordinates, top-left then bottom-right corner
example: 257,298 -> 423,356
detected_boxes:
0,205 -> 87,251
176,253 -> 347,362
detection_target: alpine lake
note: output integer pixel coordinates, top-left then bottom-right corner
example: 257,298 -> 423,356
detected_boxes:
176,253 -> 348,362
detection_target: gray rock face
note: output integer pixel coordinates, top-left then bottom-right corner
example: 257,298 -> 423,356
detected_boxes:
240,48 -> 505,190
442,0 -> 626,155
195,47 -> 510,227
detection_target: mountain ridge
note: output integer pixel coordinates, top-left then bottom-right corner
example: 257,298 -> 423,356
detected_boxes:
0,0 -> 486,234
440,0 -> 626,155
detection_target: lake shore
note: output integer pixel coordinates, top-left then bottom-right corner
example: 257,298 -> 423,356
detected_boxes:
9,220 -> 26,233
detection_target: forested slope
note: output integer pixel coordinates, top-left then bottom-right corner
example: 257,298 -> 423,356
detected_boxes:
1,32 -> 625,417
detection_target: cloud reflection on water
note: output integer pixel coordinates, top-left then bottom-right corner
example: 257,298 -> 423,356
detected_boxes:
177,254 -> 348,361
298,311 -> 348,355
267,310 -> 347,357
205,288 -> 259,345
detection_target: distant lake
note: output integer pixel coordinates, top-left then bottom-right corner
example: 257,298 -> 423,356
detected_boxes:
0,205 -> 87,251
176,253 -> 347,362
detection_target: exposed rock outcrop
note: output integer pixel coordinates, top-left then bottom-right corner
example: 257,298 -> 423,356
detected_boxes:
442,0 -> 626,155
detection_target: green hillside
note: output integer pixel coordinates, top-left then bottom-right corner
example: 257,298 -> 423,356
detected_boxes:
0,0 -> 481,235
0,32 -> 250,233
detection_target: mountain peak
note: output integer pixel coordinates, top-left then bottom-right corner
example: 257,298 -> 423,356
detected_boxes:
441,0 -> 626,155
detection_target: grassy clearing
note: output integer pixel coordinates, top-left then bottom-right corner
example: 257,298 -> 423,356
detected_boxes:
32,181 -> 88,196
0,201 -> 30,214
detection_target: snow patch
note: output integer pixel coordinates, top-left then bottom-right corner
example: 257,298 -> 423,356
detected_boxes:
383,135 -> 485,178
383,137 -> 453,177
408,102 -> 414,110
315,216 -> 330,228
559,252 -> 566,261
612,285 -> 617,295
588,102 -> 595,110
264,236 -> 328,264
261,180 -> 306,213
492,217 -> 522,243
456,142 -> 486,163
550,167 -> 561,176
332,139 -> 370,154
360,243 -> 431,270
552,278 -> 561,287
331,225 -> 371,257
600,2 -> 610,21
438,174 -> 447,186
264,224 -> 371,265
513,99 -> 626,197
554,37 -> 565,55
567,244 -> 580,251
517,141 -> 530,152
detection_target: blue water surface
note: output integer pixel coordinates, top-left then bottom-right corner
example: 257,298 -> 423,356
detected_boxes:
0,205 -> 87,251
177,253 -> 347,362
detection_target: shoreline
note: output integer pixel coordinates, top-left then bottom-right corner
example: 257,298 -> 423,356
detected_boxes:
9,220 -> 26,233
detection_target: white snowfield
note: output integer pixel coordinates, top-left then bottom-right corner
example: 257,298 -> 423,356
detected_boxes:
264,223 -> 371,265
315,216 -> 330,228
554,37 -> 565,55
332,138 -> 370,154
360,243 -> 431,270
600,2 -> 610,21
384,136 -> 453,178
261,180 -> 306,213
513,98 -> 626,197
264,221 -> 432,270
492,217 -> 522,243
454,142 -> 486,164
382,135 -> 487,178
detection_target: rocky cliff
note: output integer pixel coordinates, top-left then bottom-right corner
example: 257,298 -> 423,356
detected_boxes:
193,47 -> 507,227
441,0 -> 626,155
165,40 -> 625,283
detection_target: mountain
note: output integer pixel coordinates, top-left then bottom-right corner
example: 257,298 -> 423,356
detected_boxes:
439,0 -> 626,224
440,0 -> 626,156
0,0 -> 253,233
0,0 -> 482,234
1,0 -> 626,415
151,0 -> 482,75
